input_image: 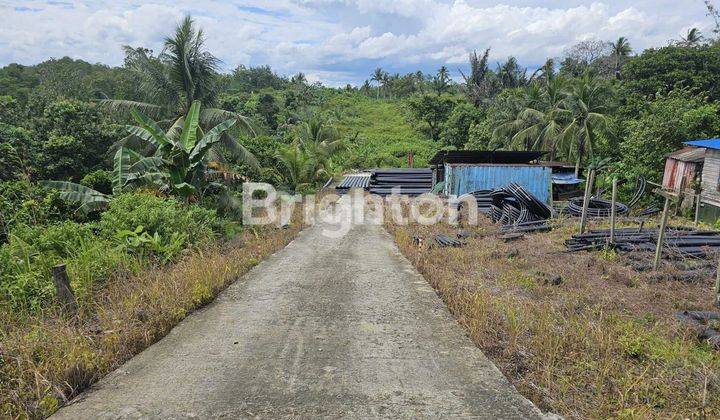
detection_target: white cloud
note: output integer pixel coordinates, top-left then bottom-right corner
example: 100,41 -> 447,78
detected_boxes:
0,0 -> 713,85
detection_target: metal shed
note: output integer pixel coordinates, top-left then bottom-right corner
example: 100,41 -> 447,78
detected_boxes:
430,151 -> 552,203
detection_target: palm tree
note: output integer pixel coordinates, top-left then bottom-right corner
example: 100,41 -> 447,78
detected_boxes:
371,68 -> 386,99
611,37 -> 632,80
557,75 -> 613,176
460,48 -> 497,107
295,115 -> 345,178
275,145 -> 315,192
497,77 -> 567,158
101,16 -> 257,168
680,28 -> 703,46
433,66 -> 451,95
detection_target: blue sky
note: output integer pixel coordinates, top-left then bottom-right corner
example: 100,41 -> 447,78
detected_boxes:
0,1 -> 714,86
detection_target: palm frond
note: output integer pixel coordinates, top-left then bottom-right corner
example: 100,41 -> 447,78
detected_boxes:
98,99 -> 164,119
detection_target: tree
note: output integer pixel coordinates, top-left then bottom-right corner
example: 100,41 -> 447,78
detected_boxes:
440,103 -> 483,148
460,49 -> 498,106
611,37 -> 632,80
557,75 -> 614,176
496,57 -> 527,89
623,44 -> 720,101
407,93 -> 457,141
371,68 -> 386,99
100,16 -> 256,168
616,88 -> 720,182
496,77 -> 567,157
679,28 -> 704,46
559,40 -> 613,77
432,66 -> 451,96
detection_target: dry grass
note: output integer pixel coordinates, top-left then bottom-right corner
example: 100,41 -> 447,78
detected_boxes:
386,213 -> 720,419
0,222 -> 301,419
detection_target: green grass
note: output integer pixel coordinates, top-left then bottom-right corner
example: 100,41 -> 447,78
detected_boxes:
323,92 -> 438,170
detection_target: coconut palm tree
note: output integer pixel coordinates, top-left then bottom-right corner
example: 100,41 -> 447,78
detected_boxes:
680,28 -> 704,46
497,77 -> 567,158
371,68 -> 386,99
295,115 -> 345,178
611,37 -> 632,80
101,16 -> 257,169
433,66 -> 451,95
557,75 -> 613,176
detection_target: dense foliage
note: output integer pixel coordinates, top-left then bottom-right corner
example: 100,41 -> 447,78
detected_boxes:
3,13 -> 720,312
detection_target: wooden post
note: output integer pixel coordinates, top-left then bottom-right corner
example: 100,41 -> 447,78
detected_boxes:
52,264 -> 77,315
579,169 -> 595,234
716,254 -> 720,307
610,178 -> 618,244
694,192 -> 702,227
653,197 -> 671,270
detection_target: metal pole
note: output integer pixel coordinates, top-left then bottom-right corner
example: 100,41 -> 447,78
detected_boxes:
579,169 -> 595,234
653,196 -> 671,270
610,178 -> 618,244
694,192 -> 702,227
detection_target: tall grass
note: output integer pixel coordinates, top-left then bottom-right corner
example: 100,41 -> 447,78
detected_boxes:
386,217 -> 720,418
0,222 -> 301,418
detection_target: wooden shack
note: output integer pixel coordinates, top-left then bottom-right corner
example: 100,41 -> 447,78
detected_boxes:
682,139 -> 720,222
662,146 -> 704,194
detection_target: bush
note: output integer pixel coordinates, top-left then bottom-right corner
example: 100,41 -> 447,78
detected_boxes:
0,193 -> 220,312
97,193 -> 219,251
0,221 -> 115,310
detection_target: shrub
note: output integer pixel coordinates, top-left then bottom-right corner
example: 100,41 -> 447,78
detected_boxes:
97,193 -> 219,252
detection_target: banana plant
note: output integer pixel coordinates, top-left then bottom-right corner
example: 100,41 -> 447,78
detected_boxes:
127,100 -> 242,199
42,147 -> 164,213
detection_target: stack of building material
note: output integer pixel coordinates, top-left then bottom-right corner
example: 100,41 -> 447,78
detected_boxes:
368,168 -> 432,196
490,183 -> 553,226
459,190 -> 494,213
335,173 -> 371,194
566,227 -> 720,258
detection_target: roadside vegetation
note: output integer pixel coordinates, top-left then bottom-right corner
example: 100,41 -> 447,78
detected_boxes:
4,2 -> 720,417
386,215 -> 720,418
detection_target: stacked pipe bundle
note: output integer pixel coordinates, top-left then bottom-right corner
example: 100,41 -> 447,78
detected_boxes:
566,227 -> 720,258
565,176 -> 646,217
459,190 -> 494,214
490,183 -> 553,226
368,168 -> 432,196
335,173 -> 370,194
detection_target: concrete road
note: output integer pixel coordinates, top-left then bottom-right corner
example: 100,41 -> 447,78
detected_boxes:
54,205 -> 544,419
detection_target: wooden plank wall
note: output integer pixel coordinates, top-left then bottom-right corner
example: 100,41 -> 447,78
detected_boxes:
701,149 -> 720,205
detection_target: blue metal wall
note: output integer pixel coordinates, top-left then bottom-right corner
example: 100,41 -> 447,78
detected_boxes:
444,164 -> 552,203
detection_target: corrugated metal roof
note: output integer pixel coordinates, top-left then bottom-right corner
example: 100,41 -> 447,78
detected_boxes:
429,150 -> 544,165
684,138 -> 720,150
667,146 -> 705,163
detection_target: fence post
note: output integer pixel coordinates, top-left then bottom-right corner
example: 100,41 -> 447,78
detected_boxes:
610,178 -> 618,244
653,196 -> 671,270
694,192 -> 702,227
716,254 -> 720,307
52,264 -> 77,316
579,169 -> 595,234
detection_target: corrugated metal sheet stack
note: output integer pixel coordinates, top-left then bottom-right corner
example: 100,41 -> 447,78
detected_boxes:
335,173 -> 370,194
368,168 -> 432,196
